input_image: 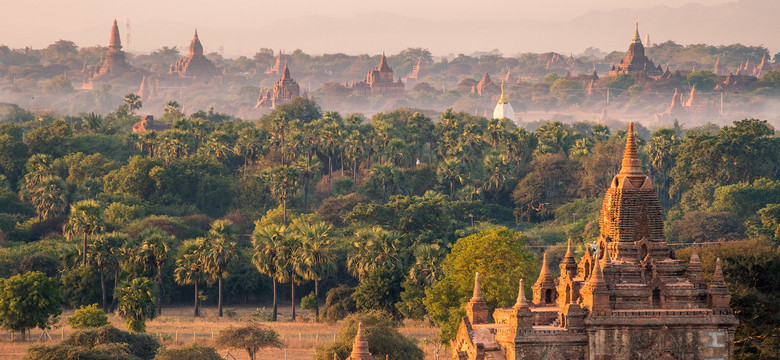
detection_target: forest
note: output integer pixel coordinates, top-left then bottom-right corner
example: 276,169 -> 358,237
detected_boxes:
0,95 -> 779,358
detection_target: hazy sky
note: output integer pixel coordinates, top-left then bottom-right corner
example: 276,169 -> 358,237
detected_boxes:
0,0 -> 751,55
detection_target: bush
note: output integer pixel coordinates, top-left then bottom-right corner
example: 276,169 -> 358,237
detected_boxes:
215,324 -> 283,360
54,325 -> 159,360
301,291 -> 318,311
154,344 -> 222,360
314,310 -> 423,360
61,264 -> 102,307
16,253 -> 59,277
68,304 -> 109,329
25,343 -> 139,360
669,211 -> 745,243
352,267 -> 403,318
320,285 -> 357,323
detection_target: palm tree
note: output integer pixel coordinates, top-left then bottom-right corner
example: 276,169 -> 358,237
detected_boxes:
294,220 -> 337,320
252,224 -> 288,321
271,111 -> 291,164
369,165 -> 395,202
264,165 -> 301,226
294,155 -> 321,213
201,220 -> 239,317
277,233 -> 301,321
347,226 -> 403,280
89,232 -> 126,312
137,228 -> 172,316
174,239 -> 207,317
483,152 -> 510,193
64,199 -> 104,266
123,93 -> 142,115
30,176 -> 69,221
436,158 -> 464,200
409,243 -> 445,286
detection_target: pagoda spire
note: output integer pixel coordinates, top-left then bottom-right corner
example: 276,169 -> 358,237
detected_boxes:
513,279 -> 529,309
618,122 -> 644,176
498,81 -> 508,104
109,19 -> 122,51
349,323 -> 373,360
632,21 -> 641,44
189,29 -> 203,57
472,272 -> 484,300
282,61 -> 291,80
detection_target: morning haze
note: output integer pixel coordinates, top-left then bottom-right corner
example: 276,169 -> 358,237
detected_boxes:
3,0 -> 771,55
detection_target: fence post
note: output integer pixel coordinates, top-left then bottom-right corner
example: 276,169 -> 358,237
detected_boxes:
299,332 -> 302,341
175,330 -> 178,343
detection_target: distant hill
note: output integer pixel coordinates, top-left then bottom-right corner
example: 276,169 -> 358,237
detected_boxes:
22,0 -> 780,56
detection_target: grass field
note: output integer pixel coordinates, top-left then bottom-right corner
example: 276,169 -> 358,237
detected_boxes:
0,305 -> 449,360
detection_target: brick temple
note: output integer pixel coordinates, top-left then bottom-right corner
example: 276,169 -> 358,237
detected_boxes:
346,53 -> 405,98
452,123 -> 738,360
255,61 -> 300,109
608,22 -> 663,77
169,30 -> 218,79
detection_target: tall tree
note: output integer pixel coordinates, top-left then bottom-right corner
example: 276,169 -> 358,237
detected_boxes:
201,220 -> 239,317
436,158 -> 464,200
89,232 -> 125,312
174,239 -> 207,317
136,228 -> 172,316
264,165 -> 301,225
252,224 -> 289,321
64,199 -> 104,266
294,220 -> 337,320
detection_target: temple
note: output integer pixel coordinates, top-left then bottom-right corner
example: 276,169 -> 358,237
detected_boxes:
83,20 -> 138,86
492,81 -> 516,124
452,123 -> 738,360
346,53 -> 405,98
472,73 -> 500,96
169,30 -> 218,79
405,57 -> 424,81
346,323 -> 373,360
256,62 -> 300,109
609,22 -> 663,77
265,50 -> 289,75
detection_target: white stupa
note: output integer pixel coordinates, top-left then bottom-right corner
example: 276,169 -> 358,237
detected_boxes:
492,81 -> 516,124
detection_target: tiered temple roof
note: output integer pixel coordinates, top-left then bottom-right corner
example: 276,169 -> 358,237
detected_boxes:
170,30 -> 218,79
256,62 -> 300,109
452,123 -> 738,360
609,22 -> 663,77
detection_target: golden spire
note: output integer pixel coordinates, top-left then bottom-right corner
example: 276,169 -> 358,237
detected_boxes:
632,20 -> 641,44
618,122 -> 644,176
498,81 -> 508,104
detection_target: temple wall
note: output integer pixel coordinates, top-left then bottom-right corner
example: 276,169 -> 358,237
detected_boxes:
587,326 -> 734,360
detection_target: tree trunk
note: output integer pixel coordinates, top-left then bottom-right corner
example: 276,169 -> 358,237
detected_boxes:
194,282 -> 199,317
157,264 -> 163,315
291,281 -> 296,321
100,270 -> 107,313
272,278 -> 277,321
82,232 -> 88,266
353,160 -> 358,182
314,279 -> 320,321
218,276 -> 223,317
450,180 -> 454,201
282,198 -> 287,226
303,177 -> 309,213
340,152 -> 344,174
110,271 -> 118,312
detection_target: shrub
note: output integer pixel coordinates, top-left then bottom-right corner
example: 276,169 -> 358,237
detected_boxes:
352,267 -> 403,318
670,211 -> 745,243
153,344 -> 222,360
56,325 -> 159,360
68,304 -> 109,329
215,324 -> 283,360
301,291 -> 317,311
320,285 -> 357,323
314,310 -> 423,360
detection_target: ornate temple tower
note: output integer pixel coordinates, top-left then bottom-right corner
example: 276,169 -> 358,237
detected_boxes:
255,61 -> 300,109
170,30 -> 218,79
96,20 -> 134,77
347,323 -> 373,360
451,123 -> 738,360
609,22 -> 663,76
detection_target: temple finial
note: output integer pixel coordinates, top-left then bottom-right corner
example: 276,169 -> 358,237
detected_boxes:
618,122 -> 643,176
472,272 -> 483,300
498,81 -> 508,104
513,279 -> 529,308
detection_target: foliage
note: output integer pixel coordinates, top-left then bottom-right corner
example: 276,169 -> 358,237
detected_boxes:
214,324 -> 283,360
314,310 -> 423,360
56,324 -> 159,360
424,228 -> 538,341
669,211 -> 745,243
320,285 -> 357,323
115,277 -> 157,332
0,271 -> 62,339
153,344 -> 222,360
68,303 -> 110,329
352,266 -> 404,317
